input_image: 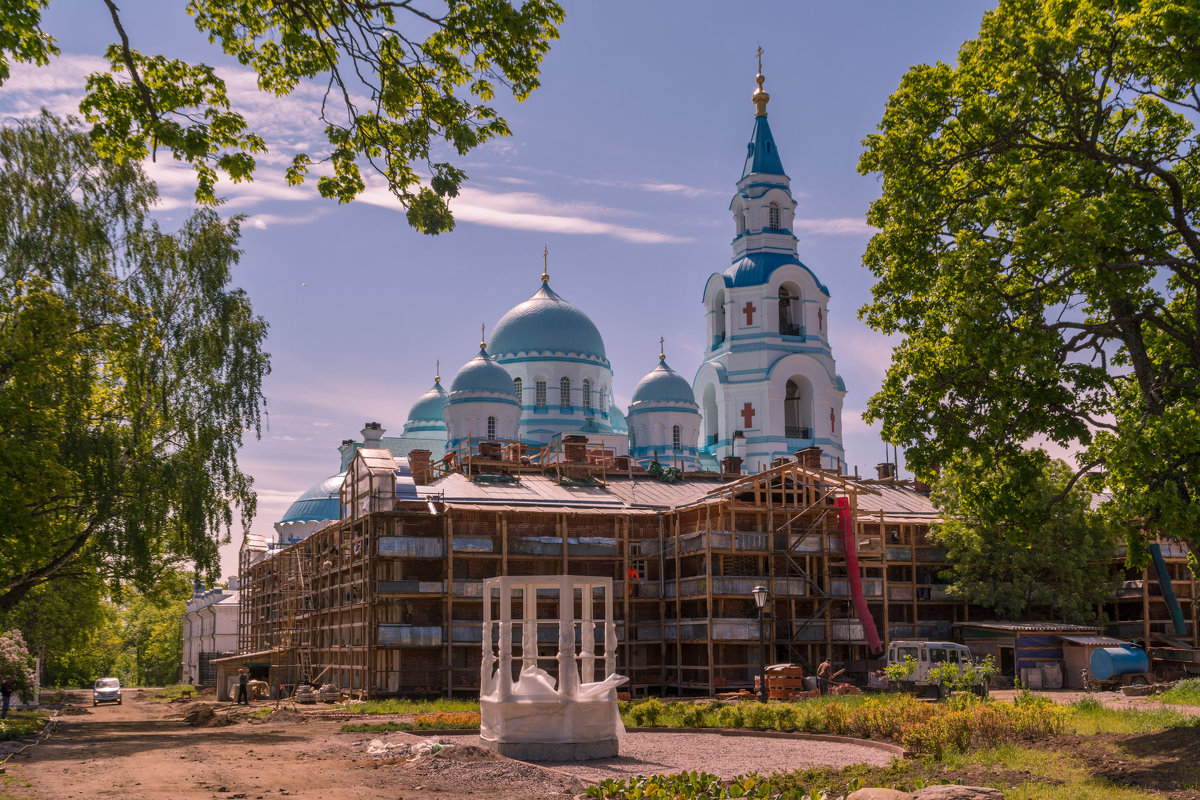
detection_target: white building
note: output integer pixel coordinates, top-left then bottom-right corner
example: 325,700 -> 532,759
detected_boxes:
182,579 -> 240,686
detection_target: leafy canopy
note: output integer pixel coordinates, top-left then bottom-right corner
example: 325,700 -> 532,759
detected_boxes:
0,113 -> 269,612
930,452 -> 1120,623
1,0 -> 563,233
859,0 -> 1200,555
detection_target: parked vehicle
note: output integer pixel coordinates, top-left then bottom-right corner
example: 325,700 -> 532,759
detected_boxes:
93,677 -> 121,706
886,640 -> 982,690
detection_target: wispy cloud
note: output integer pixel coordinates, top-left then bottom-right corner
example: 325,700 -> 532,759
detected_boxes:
794,217 -> 875,236
0,54 -> 695,244
359,184 -> 692,244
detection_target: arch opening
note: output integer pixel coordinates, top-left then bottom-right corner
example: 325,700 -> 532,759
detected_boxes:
784,376 -> 814,440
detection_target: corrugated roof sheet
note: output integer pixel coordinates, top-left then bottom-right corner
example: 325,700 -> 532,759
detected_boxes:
954,621 -> 1100,634
427,472 -> 726,513
1058,634 -> 1128,647
855,484 -> 941,521
423,468 -> 946,519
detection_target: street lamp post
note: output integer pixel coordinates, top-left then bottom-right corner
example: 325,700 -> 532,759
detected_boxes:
752,584 -> 768,702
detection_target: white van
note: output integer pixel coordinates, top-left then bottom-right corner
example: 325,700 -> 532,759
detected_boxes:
886,640 -> 975,685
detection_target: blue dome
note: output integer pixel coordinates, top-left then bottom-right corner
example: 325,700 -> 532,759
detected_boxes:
608,402 -> 628,434
406,379 -> 448,425
448,348 -> 519,401
278,473 -> 344,523
490,282 -> 608,362
724,251 -> 829,295
630,359 -> 699,407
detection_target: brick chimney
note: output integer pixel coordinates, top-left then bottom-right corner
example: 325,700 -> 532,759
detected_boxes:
720,455 -> 743,476
795,447 -> 822,469
563,434 -> 588,463
478,440 -> 501,460
772,456 -> 791,468
409,449 -> 432,485
875,462 -> 897,480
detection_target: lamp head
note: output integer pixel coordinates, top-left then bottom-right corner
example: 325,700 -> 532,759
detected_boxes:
752,585 -> 768,609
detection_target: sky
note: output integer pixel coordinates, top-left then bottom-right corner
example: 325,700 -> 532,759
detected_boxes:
0,1 -> 999,579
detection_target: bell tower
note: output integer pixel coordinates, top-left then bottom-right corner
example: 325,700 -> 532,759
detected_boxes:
693,59 -> 846,472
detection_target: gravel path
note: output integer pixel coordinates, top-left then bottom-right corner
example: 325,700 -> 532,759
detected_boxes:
435,730 -> 897,784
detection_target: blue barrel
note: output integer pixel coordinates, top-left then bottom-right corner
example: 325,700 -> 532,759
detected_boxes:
1090,645 -> 1149,681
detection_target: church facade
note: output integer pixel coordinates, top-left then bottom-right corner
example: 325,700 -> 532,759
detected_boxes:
272,66 -> 847,540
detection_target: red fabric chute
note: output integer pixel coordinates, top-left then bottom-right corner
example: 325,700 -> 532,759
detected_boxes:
837,496 -> 883,656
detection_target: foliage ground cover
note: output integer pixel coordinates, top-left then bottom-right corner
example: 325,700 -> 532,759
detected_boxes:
1066,695 -> 1200,735
0,712 -> 47,742
1157,678 -> 1200,707
620,693 -> 1066,758
344,697 -> 480,716
340,710 -> 482,733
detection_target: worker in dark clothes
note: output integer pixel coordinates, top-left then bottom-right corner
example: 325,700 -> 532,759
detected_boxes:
236,668 -> 249,704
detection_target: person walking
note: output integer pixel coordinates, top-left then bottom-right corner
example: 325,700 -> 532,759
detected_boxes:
1,676 -> 11,719
236,668 -> 249,705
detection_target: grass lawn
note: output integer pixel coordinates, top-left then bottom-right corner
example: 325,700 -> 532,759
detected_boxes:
590,694 -> 1200,799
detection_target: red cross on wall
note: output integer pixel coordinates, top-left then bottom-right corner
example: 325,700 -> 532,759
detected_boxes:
741,402 -> 755,428
742,301 -> 756,325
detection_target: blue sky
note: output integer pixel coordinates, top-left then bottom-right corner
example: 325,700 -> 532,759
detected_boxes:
2,1 -> 998,577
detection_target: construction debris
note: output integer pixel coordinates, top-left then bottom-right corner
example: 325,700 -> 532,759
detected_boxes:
364,737 -> 453,759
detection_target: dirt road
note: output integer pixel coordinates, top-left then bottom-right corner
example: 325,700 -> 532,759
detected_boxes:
2,692 -> 894,800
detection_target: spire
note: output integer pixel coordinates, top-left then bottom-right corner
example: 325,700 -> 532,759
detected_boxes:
659,336 -> 666,362
741,54 -> 786,179
753,47 -> 769,117
480,323 -> 487,350
435,360 -> 440,384
541,245 -> 549,283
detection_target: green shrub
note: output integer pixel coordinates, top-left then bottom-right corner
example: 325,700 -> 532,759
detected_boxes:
1159,678 -> 1200,706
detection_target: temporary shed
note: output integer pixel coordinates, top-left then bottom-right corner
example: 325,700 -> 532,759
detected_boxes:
954,621 -> 1100,685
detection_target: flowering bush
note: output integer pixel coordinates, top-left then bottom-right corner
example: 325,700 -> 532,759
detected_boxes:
0,630 -> 37,703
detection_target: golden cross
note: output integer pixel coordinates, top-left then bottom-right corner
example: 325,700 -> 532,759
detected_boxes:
541,245 -> 549,282
480,323 -> 486,350
659,336 -> 665,360
435,359 -> 440,382
756,46 -> 763,74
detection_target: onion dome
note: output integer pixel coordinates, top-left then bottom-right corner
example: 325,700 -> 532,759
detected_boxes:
448,347 -> 519,403
607,400 -> 629,435
404,376 -> 448,432
489,281 -> 608,363
278,473 -> 344,524
629,358 -> 699,410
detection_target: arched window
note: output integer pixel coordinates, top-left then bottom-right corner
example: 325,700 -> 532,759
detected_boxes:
736,206 -> 746,235
672,425 -> 681,450
582,379 -> 592,411
768,201 -> 780,229
559,377 -> 571,409
487,416 -> 496,440
713,289 -> 727,347
513,377 -> 522,402
600,387 -> 608,412
535,379 -> 547,408
778,286 -> 798,336
785,377 -> 813,439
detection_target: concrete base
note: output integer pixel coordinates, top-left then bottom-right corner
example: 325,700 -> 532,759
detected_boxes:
479,735 -> 619,762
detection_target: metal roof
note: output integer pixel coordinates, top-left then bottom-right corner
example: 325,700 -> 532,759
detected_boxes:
854,483 -> 940,521
954,621 -> 1100,634
428,472 -> 726,513
1058,634 -> 1128,647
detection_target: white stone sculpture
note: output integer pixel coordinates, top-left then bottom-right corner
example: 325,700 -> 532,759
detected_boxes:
479,575 -> 627,760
